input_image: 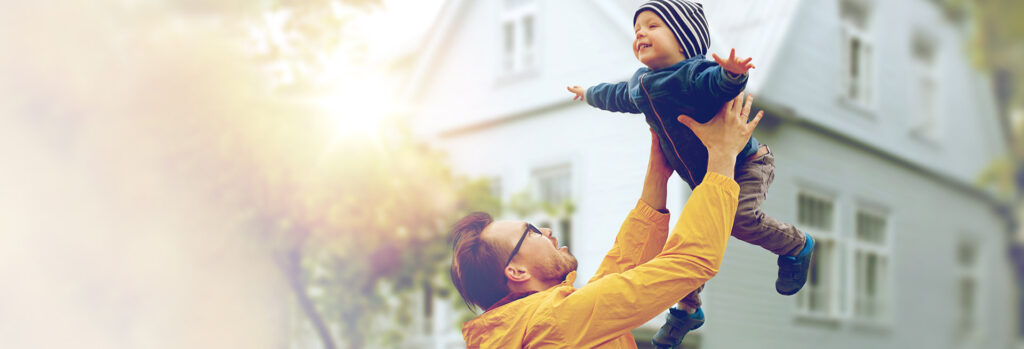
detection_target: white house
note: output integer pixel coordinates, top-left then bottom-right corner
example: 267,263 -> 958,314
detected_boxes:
403,0 -> 1018,348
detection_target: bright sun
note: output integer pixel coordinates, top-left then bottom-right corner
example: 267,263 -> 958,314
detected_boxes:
318,0 -> 438,142
319,67 -> 396,141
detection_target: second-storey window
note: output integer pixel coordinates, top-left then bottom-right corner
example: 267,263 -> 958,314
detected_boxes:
840,0 -> 874,108
910,32 -> 940,140
501,0 -> 538,75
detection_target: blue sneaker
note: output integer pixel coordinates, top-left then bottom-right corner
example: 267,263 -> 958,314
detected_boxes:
776,233 -> 814,295
652,307 -> 704,349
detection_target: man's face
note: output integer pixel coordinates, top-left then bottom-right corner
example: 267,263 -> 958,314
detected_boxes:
633,10 -> 687,70
484,220 -> 578,283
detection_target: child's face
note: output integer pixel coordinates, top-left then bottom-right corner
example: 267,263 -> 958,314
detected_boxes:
633,10 -> 687,70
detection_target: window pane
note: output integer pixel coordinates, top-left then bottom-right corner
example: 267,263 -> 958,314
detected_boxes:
849,38 -> 860,100
851,38 -> 860,78
840,0 -> 869,29
559,217 -> 572,252
866,254 -> 876,296
522,15 -> 534,68
800,239 -> 834,315
957,240 -> 978,335
854,209 -> 888,320
503,22 -> 514,71
798,194 -> 834,231
856,211 -> 886,244
535,166 -> 570,205
523,15 -> 534,47
959,277 -> 975,330
958,241 -> 978,267
863,44 -> 872,104
855,251 -> 865,316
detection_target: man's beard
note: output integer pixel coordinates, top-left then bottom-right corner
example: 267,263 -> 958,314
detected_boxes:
538,251 -> 579,283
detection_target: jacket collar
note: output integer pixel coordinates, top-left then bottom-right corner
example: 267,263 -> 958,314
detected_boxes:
485,271 -> 578,311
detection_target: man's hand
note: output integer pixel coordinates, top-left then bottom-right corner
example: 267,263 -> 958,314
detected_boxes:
677,92 -> 763,178
712,49 -> 755,76
567,85 -> 586,101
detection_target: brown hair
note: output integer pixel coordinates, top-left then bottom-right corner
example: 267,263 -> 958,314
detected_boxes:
450,212 -> 510,311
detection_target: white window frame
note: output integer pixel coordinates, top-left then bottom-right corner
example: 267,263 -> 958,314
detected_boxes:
849,205 -> 892,325
839,0 -> 876,113
956,236 -> 982,343
499,0 -> 539,76
909,32 -> 941,141
794,190 -> 844,320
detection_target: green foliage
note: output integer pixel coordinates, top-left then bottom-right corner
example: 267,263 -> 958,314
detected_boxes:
282,124 -> 501,347
977,155 -> 1017,201
507,189 -> 539,218
952,0 -> 1024,200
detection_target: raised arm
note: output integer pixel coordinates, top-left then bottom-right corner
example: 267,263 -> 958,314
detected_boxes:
674,49 -> 754,123
556,93 -> 763,347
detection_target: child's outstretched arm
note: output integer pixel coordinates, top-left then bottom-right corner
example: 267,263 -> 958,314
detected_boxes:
567,85 -> 586,101
712,48 -> 755,76
576,82 -> 642,114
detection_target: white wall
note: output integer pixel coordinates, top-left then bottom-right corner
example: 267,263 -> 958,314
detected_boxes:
763,0 -> 1004,185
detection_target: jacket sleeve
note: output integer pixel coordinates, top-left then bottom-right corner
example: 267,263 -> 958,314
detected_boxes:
554,172 -> 739,347
586,81 -> 642,114
586,200 -> 671,284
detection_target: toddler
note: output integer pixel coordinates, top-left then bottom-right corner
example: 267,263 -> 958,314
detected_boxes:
566,1 -> 815,348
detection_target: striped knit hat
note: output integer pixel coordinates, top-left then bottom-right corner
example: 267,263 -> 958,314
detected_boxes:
634,0 -> 710,59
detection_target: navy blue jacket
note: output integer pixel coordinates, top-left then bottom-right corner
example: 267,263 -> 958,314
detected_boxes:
586,55 -> 759,189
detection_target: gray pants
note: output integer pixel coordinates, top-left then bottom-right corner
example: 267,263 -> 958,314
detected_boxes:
678,145 -> 805,310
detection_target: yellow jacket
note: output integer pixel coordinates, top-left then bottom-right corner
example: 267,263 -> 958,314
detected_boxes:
461,173 -> 739,348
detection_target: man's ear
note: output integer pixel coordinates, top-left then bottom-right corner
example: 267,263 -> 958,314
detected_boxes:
505,264 -> 531,283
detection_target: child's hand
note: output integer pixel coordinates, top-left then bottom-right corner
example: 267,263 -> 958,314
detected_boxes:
567,85 -> 586,101
712,48 -> 755,76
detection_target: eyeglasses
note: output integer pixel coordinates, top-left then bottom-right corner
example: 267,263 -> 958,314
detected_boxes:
505,223 -> 542,267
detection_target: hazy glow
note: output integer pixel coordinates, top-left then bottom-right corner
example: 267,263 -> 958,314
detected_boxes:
320,64 -> 394,141
0,2 -> 302,348
318,0 -> 444,141
0,0 -> 450,344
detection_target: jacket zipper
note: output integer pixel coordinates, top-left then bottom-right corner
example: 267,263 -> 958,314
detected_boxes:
639,73 -> 696,185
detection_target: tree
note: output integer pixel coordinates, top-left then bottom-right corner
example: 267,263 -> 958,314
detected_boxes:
55,0 -> 492,347
949,0 -> 1024,201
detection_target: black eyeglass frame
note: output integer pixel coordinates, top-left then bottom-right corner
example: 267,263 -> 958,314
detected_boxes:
505,223 -> 542,267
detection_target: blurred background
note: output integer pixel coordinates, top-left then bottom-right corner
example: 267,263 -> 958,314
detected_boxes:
0,0 -> 1022,348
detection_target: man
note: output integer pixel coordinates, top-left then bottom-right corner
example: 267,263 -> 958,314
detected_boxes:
449,92 -> 763,348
